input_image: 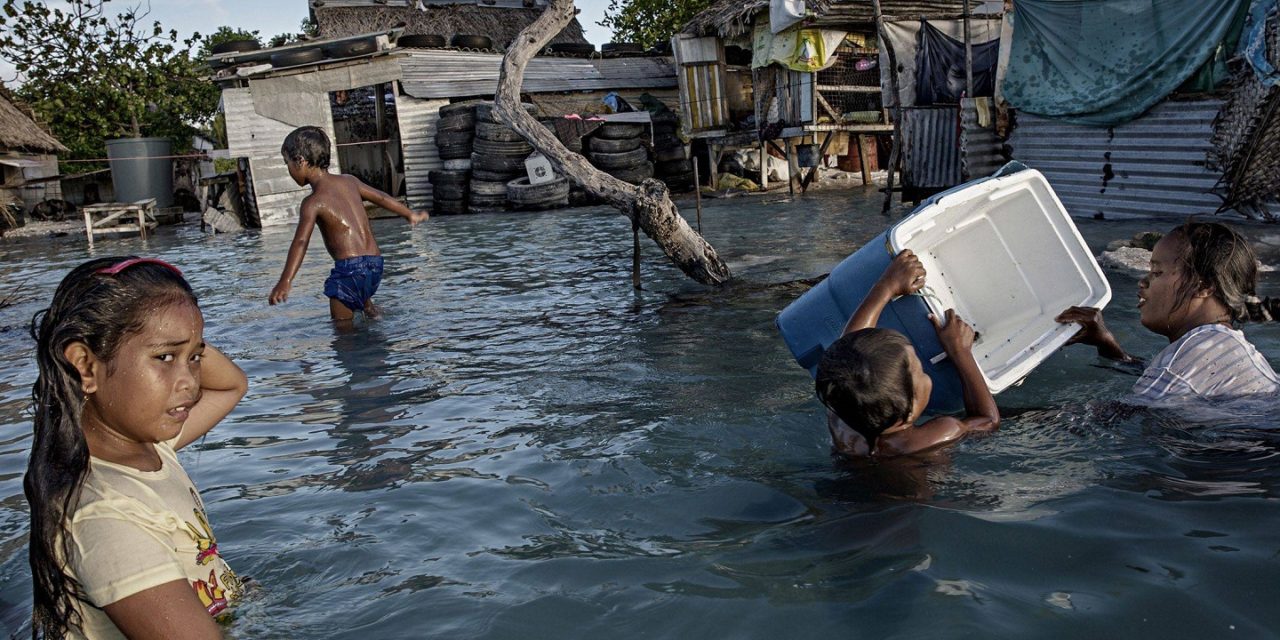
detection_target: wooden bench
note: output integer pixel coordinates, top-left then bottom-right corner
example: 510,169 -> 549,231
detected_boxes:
82,198 -> 158,248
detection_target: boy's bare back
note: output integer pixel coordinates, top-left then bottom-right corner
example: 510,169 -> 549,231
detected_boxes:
304,173 -> 382,261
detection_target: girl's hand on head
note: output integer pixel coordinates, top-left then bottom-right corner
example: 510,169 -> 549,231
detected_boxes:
930,308 -> 974,354
880,249 -> 927,297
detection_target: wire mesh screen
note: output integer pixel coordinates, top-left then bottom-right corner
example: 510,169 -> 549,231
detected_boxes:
816,36 -> 884,123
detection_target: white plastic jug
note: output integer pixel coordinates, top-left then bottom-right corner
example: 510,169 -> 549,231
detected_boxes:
525,152 -> 555,185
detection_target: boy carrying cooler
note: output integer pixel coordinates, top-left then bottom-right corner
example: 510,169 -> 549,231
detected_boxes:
268,126 -> 428,322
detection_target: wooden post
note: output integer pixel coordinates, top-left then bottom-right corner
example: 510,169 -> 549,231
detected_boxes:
693,162 -> 703,234
785,137 -> 795,196
963,0 -> 974,99
493,0 -> 730,286
758,143 -> 769,190
857,134 -> 873,185
873,0 -> 904,215
83,207 -> 94,249
632,217 -> 641,289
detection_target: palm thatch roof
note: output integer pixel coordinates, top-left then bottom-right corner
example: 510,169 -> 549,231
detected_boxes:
315,4 -> 590,47
0,91 -> 66,155
682,0 -> 990,38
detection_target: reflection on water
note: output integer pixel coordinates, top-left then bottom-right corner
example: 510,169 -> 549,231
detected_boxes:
2,189 -> 1279,637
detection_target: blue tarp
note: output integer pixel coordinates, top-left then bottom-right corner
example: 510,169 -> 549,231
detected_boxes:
915,21 -> 1000,105
1003,0 -> 1251,126
1240,0 -> 1279,87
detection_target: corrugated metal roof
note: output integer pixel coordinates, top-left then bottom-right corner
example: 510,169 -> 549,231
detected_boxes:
395,95 -> 449,209
398,50 -> 677,99
902,106 -> 961,190
1009,99 -> 1225,220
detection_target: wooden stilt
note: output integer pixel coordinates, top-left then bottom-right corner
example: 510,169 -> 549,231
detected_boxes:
632,216 -> 641,290
873,0 -> 904,216
693,162 -> 703,234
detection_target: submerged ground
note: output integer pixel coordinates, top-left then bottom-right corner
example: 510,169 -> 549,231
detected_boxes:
1,186 -> 1278,638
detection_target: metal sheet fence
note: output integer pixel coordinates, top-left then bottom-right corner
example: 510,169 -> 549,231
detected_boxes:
902,106 -> 961,190
1009,100 -> 1225,219
395,95 -> 450,210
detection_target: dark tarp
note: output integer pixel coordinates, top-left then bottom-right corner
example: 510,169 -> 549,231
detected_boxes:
1003,0 -> 1251,126
915,20 -> 1000,105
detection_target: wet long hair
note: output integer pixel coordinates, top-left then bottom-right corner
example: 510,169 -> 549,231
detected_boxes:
815,328 -> 916,451
26,257 -> 196,638
1165,222 -> 1270,324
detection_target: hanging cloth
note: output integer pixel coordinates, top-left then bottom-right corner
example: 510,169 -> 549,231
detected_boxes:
752,20 -> 846,72
771,0 -> 807,34
914,20 -> 1000,106
1003,0 -> 1251,126
1240,0 -> 1279,87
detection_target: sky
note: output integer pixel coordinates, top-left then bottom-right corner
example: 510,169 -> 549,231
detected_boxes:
1,0 -> 617,85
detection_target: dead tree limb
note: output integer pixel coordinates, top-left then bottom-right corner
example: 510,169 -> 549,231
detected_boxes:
493,0 -> 731,286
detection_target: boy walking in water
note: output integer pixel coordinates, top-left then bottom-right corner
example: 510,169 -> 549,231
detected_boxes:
268,126 -> 428,322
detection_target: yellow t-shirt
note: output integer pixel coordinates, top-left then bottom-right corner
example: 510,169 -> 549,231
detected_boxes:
66,440 -> 241,639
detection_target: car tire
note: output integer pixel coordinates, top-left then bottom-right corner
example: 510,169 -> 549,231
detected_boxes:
588,136 -> 643,153
472,138 -> 533,158
211,39 -> 261,55
451,34 -> 493,50
436,113 -> 476,133
595,122 -> 646,140
474,122 -> 527,143
323,38 -> 377,59
506,176 -> 569,203
589,146 -> 649,170
399,34 -> 447,49
270,48 -> 324,68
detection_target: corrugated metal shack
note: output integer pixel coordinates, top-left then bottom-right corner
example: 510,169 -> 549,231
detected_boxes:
0,92 -> 68,217
676,0 -> 1003,195
999,1 -> 1278,221
211,2 -> 679,227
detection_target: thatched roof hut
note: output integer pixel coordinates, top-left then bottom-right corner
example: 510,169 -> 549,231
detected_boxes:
682,0 -> 987,37
0,91 -> 67,155
314,2 -> 590,47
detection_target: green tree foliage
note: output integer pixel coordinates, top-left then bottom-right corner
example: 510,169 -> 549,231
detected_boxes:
0,0 -> 213,163
599,0 -> 716,49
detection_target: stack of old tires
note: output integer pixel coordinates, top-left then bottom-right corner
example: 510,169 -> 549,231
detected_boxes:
469,101 -> 539,212
650,112 -> 694,192
586,122 -> 653,185
431,101 -> 478,214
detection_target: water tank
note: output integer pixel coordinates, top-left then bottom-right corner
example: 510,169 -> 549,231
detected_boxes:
106,137 -> 173,208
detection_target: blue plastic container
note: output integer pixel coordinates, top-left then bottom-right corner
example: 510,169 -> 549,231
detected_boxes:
776,232 -> 965,413
777,161 -> 1112,415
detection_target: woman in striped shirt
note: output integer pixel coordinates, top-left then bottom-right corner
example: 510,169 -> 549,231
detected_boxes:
1057,221 -> 1278,405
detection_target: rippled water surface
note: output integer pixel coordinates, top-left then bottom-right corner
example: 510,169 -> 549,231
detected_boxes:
2,188 -> 1280,638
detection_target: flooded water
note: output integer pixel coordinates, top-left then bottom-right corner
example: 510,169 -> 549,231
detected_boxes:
2,187 -> 1279,638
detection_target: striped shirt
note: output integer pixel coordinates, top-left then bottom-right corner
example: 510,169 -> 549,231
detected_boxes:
1129,324 -> 1280,404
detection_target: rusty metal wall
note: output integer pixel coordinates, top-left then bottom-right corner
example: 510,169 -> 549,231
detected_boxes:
902,106 -> 961,190
959,98 -> 1003,180
1009,99 -> 1225,219
395,95 -> 450,211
